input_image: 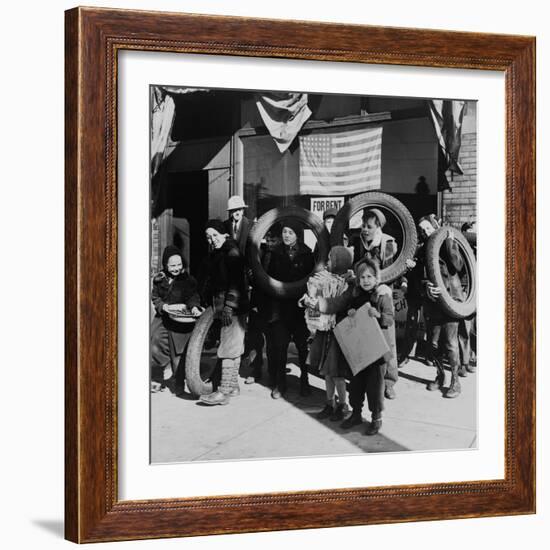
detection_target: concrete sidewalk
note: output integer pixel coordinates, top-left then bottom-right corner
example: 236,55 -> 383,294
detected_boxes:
151,355 -> 477,463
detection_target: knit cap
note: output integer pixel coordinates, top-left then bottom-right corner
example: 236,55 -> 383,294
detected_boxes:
205,219 -> 227,235
363,208 -> 387,228
280,218 -> 304,240
162,245 -> 185,271
329,245 -> 353,275
323,207 -> 338,220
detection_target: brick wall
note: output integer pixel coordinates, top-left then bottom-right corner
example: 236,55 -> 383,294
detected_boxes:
441,130 -> 477,228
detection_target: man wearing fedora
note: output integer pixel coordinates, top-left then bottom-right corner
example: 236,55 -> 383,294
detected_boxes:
224,195 -> 251,256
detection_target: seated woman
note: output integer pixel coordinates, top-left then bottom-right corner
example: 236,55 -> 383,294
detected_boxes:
151,245 -> 201,393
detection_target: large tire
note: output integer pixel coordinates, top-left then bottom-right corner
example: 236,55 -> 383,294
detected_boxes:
247,206 -> 330,299
330,191 -> 418,284
185,307 -> 216,396
425,227 -> 477,319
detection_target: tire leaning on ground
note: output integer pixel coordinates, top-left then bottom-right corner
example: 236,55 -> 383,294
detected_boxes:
330,191 -> 418,284
425,227 -> 477,319
185,307 -> 215,396
247,206 -> 330,299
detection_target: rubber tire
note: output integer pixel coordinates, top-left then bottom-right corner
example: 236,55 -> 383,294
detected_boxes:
464,231 -> 477,249
247,206 -> 330,299
330,191 -> 418,284
185,307 -> 215,396
424,227 -> 477,319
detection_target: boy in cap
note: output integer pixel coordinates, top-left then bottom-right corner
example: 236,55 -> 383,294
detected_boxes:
356,208 -> 397,269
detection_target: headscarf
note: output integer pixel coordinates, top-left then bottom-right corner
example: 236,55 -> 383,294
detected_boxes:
329,246 -> 353,275
162,245 -> 185,272
205,219 -> 227,235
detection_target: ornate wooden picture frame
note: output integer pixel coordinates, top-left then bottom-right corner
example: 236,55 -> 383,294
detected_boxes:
65,6 -> 535,543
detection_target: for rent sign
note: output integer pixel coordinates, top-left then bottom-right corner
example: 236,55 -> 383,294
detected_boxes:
310,197 -> 344,218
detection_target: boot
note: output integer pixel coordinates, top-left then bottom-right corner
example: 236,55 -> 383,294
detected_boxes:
458,364 -> 468,377
200,359 -> 234,405
341,410 -> 363,429
427,361 -> 445,391
445,366 -> 461,399
329,403 -> 346,422
316,402 -> 334,420
366,414 -> 382,436
300,370 -> 311,396
227,359 -> 240,397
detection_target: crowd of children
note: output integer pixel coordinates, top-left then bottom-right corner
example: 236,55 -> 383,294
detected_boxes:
151,197 -> 476,438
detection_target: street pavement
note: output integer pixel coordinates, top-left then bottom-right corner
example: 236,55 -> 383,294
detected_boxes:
151,350 -> 477,464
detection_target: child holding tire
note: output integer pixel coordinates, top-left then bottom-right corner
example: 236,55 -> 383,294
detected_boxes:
415,215 -> 465,398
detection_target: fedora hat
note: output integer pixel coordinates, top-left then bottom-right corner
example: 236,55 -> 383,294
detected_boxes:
227,195 -> 248,211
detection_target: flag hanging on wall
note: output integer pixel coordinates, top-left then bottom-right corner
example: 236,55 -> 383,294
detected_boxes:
299,126 -> 383,196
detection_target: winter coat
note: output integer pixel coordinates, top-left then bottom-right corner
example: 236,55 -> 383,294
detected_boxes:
317,283 -> 397,377
355,232 -> 397,270
307,270 -> 355,378
223,216 -> 251,256
200,238 -> 249,315
249,244 -> 276,321
151,270 -> 200,354
264,241 -> 315,324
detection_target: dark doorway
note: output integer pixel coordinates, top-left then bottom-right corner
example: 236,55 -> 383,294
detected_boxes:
167,171 -> 209,277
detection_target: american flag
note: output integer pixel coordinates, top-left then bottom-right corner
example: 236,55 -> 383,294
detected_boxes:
299,126 -> 383,196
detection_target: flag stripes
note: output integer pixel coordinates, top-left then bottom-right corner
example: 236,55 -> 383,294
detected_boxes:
299,126 -> 383,196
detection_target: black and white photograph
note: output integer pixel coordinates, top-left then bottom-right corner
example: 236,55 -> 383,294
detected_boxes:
149,86 -> 477,463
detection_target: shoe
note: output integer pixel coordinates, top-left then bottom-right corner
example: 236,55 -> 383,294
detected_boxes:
329,403 -> 345,422
466,364 -> 477,374
340,411 -> 363,429
427,377 -> 444,391
174,383 -> 186,396
316,404 -> 334,420
244,376 -> 256,385
458,365 -> 468,377
365,419 -> 382,436
199,391 -> 229,406
427,365 -> 445,392
271,388 -> 284,399
445,375 -> 461,399
150,381 -> 164,393
384,385 -> 396,400
227,384 -> 240,397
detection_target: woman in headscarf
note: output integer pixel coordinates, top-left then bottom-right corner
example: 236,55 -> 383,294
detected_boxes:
264,219 -> 315,399
199,219 -> 249,406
